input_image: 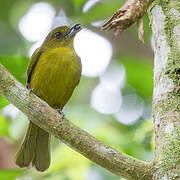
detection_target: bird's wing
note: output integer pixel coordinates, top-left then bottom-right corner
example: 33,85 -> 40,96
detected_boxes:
26,48 -> 42,88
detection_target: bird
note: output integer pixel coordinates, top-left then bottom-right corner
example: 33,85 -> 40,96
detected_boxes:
15,24 -> 82,171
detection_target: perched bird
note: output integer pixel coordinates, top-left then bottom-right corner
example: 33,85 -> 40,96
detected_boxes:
15,24 -> 82,171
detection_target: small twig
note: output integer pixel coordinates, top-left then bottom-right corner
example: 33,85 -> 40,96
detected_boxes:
137,18 -> 144,43
102,0 -> 154,40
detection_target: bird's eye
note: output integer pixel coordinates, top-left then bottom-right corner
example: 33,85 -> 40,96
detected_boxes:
54,32 -> 62,39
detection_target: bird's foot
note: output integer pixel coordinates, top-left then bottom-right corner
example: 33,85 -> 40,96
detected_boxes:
30,88 -> 35,93
56,109 -> 65,119
26,83 -> 30,89
27,83 -> 35,94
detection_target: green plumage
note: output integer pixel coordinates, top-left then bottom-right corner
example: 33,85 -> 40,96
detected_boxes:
15,25 -> 82,171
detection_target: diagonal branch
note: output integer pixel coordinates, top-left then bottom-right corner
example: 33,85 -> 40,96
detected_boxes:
102,0 -> 154,37
0,64 -> 154,180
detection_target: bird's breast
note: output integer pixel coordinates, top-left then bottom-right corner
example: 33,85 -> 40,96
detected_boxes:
30,47 -> 82,109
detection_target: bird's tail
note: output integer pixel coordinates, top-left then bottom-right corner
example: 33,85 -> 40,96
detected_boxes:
15,122 -> 50,171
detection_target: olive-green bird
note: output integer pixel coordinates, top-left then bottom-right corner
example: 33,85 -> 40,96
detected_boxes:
15,24 -> 82,171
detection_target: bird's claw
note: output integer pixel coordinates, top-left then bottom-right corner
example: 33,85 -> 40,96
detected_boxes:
26,83 -> 30,89
30,88 -> 35,94
27,83 -> 35,94
56,110 -> 65,119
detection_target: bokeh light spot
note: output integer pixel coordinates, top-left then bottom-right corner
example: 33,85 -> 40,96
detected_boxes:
100,62 -> 126,89
2,104 -> 19,119
91,83 -> 122,114
53,9 -> 69,28
82,0 -> 100,13
114,94 -> 144,125
74,28 -> 112,77
19,2 -> 55,42
29,39 -> 44,57
91,20 -> 105,27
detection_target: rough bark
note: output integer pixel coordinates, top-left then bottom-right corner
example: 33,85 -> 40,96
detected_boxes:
102,0 -> 180,178
0,64 -> 154,179
0,0 -> 179,179
151,0 -> 180,179
102,0 -> 154,37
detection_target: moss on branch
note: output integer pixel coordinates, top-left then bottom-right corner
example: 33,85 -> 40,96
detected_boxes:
0,64 -> 154,179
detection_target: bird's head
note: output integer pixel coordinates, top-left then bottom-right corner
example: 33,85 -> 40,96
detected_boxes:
42,23 -> 82,49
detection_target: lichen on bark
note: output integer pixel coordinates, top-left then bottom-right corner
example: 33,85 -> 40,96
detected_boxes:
151,0 -> 180,179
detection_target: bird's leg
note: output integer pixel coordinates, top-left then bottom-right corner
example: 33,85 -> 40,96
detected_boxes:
29,88 -> 35,94
26,83 -> 30,89
26,83 -> 40,99
56,109 -> 65,119
27,83 -> 35,93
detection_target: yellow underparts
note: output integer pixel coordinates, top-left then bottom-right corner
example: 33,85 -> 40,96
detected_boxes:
30,47 -> 81,109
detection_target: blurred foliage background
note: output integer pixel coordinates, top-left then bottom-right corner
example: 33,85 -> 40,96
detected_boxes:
0,0 -> 154,179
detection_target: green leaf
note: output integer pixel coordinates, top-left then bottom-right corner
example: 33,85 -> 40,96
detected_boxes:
49,144 -> 90,180
78,0 -> 125,24
0,57 -> 28,109
0,170 -> 24,180
0,23 -> 25,56
73,0 -> 86,9
0,114 -> 9,136
134,120 -> 154,144
121,56 -> 153,97
0,95 -> 9,109
0,57 -> 29,85
143,15 -> 153,44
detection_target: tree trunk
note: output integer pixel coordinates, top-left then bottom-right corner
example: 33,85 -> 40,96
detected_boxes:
0,0 -> 180,179
152,0 -> 180,179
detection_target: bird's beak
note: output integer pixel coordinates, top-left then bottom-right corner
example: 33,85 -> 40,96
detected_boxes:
65,23 -> 82,38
